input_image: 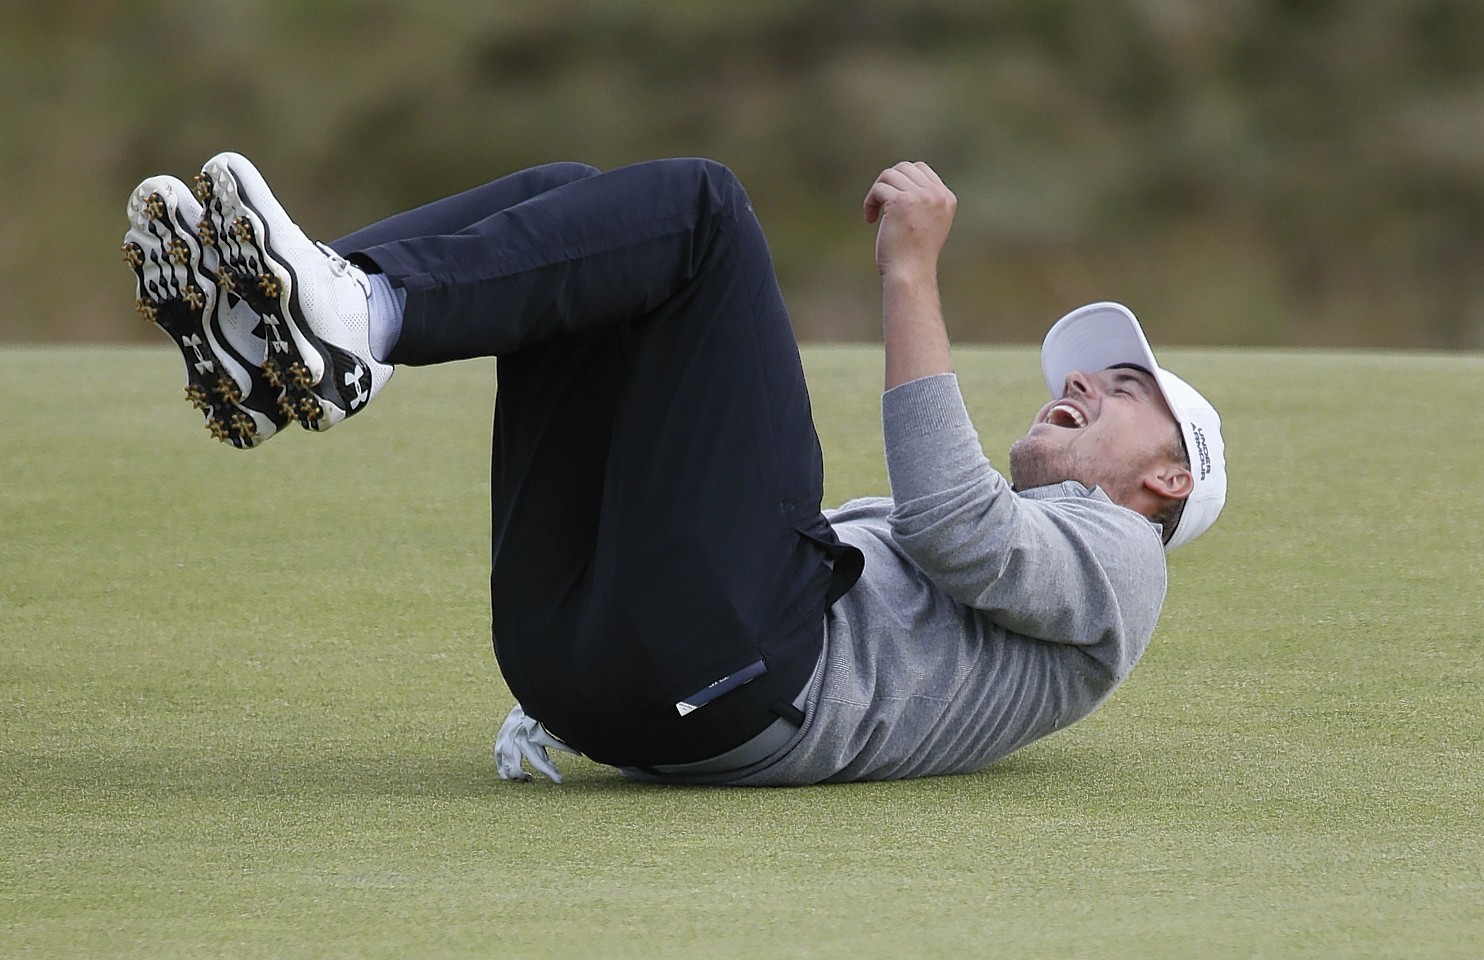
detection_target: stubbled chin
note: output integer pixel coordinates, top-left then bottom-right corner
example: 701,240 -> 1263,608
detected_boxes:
1009,430 -> 1092,492
1008,432 -> 1072,491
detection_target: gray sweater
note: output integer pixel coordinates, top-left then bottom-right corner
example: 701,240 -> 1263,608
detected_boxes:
666,372 -> 1169,785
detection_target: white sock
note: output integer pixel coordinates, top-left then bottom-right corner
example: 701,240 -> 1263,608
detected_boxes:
366,271 -> 406,364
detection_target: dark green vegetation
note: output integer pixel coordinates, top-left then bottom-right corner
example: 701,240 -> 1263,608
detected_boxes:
3,346 -> 1480,958
7,0 -> 1484,348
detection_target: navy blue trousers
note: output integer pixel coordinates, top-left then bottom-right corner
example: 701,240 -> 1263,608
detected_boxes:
334,159 -> 861,766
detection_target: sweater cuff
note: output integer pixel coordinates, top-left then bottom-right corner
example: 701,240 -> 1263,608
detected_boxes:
883,373 -> 987,501
883,373 -> 969,433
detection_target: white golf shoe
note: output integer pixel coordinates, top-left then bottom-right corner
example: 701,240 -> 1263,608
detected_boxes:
194,151 -> 392,431
123,175 -> 288,448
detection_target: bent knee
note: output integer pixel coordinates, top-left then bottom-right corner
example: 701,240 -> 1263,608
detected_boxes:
531,161 -> 602,190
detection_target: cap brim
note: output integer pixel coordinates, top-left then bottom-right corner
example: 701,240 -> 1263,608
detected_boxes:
1041,302 -> 1164,405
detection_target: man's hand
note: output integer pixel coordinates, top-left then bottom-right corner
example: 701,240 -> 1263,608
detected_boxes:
865,162 -> 957,389
494,703 -> 578,784
863,161 -> 957,279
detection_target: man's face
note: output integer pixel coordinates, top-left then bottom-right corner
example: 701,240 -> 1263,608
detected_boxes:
1008,365 -> 1185,507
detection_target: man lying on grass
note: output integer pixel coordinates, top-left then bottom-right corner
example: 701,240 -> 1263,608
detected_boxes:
123,154 -> 1226,785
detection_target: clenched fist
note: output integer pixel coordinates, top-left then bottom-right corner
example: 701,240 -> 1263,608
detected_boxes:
863,161 -> 957,279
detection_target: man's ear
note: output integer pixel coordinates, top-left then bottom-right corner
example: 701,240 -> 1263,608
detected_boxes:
1143,463 -> 1193,501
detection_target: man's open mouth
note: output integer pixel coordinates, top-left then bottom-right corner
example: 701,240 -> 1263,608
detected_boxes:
1046,402 -> 1087,429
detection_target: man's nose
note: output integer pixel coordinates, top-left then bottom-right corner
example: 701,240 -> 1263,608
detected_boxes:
1063,370 -> 1095,397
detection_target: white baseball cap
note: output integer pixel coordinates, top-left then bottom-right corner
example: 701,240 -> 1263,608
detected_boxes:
1040,301 -> 1226,551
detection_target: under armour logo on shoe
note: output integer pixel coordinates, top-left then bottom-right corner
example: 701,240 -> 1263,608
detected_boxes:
264,316 -> 289,354
183,333 -> 214,374
345,362 -> 369,409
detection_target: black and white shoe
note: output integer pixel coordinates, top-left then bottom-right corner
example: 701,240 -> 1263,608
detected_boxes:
123,175 -> 288,448
194,152 -> 392,431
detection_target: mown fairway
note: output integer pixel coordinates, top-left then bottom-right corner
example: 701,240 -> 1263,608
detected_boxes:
3,345 -> 1480,959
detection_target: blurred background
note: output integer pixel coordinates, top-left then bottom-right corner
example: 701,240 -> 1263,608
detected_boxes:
5,0 -> 1484,348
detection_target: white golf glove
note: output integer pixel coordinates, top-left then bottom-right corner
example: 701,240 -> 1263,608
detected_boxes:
494,703 -> 578,784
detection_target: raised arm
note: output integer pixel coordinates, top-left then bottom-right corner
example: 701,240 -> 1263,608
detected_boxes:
863,161 -> 957,390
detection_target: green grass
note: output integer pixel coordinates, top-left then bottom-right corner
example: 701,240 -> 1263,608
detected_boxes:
2,345 -> 1480,959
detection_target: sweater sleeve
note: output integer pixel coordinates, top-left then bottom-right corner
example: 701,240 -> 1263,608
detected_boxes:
882,373 -> 1167,651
